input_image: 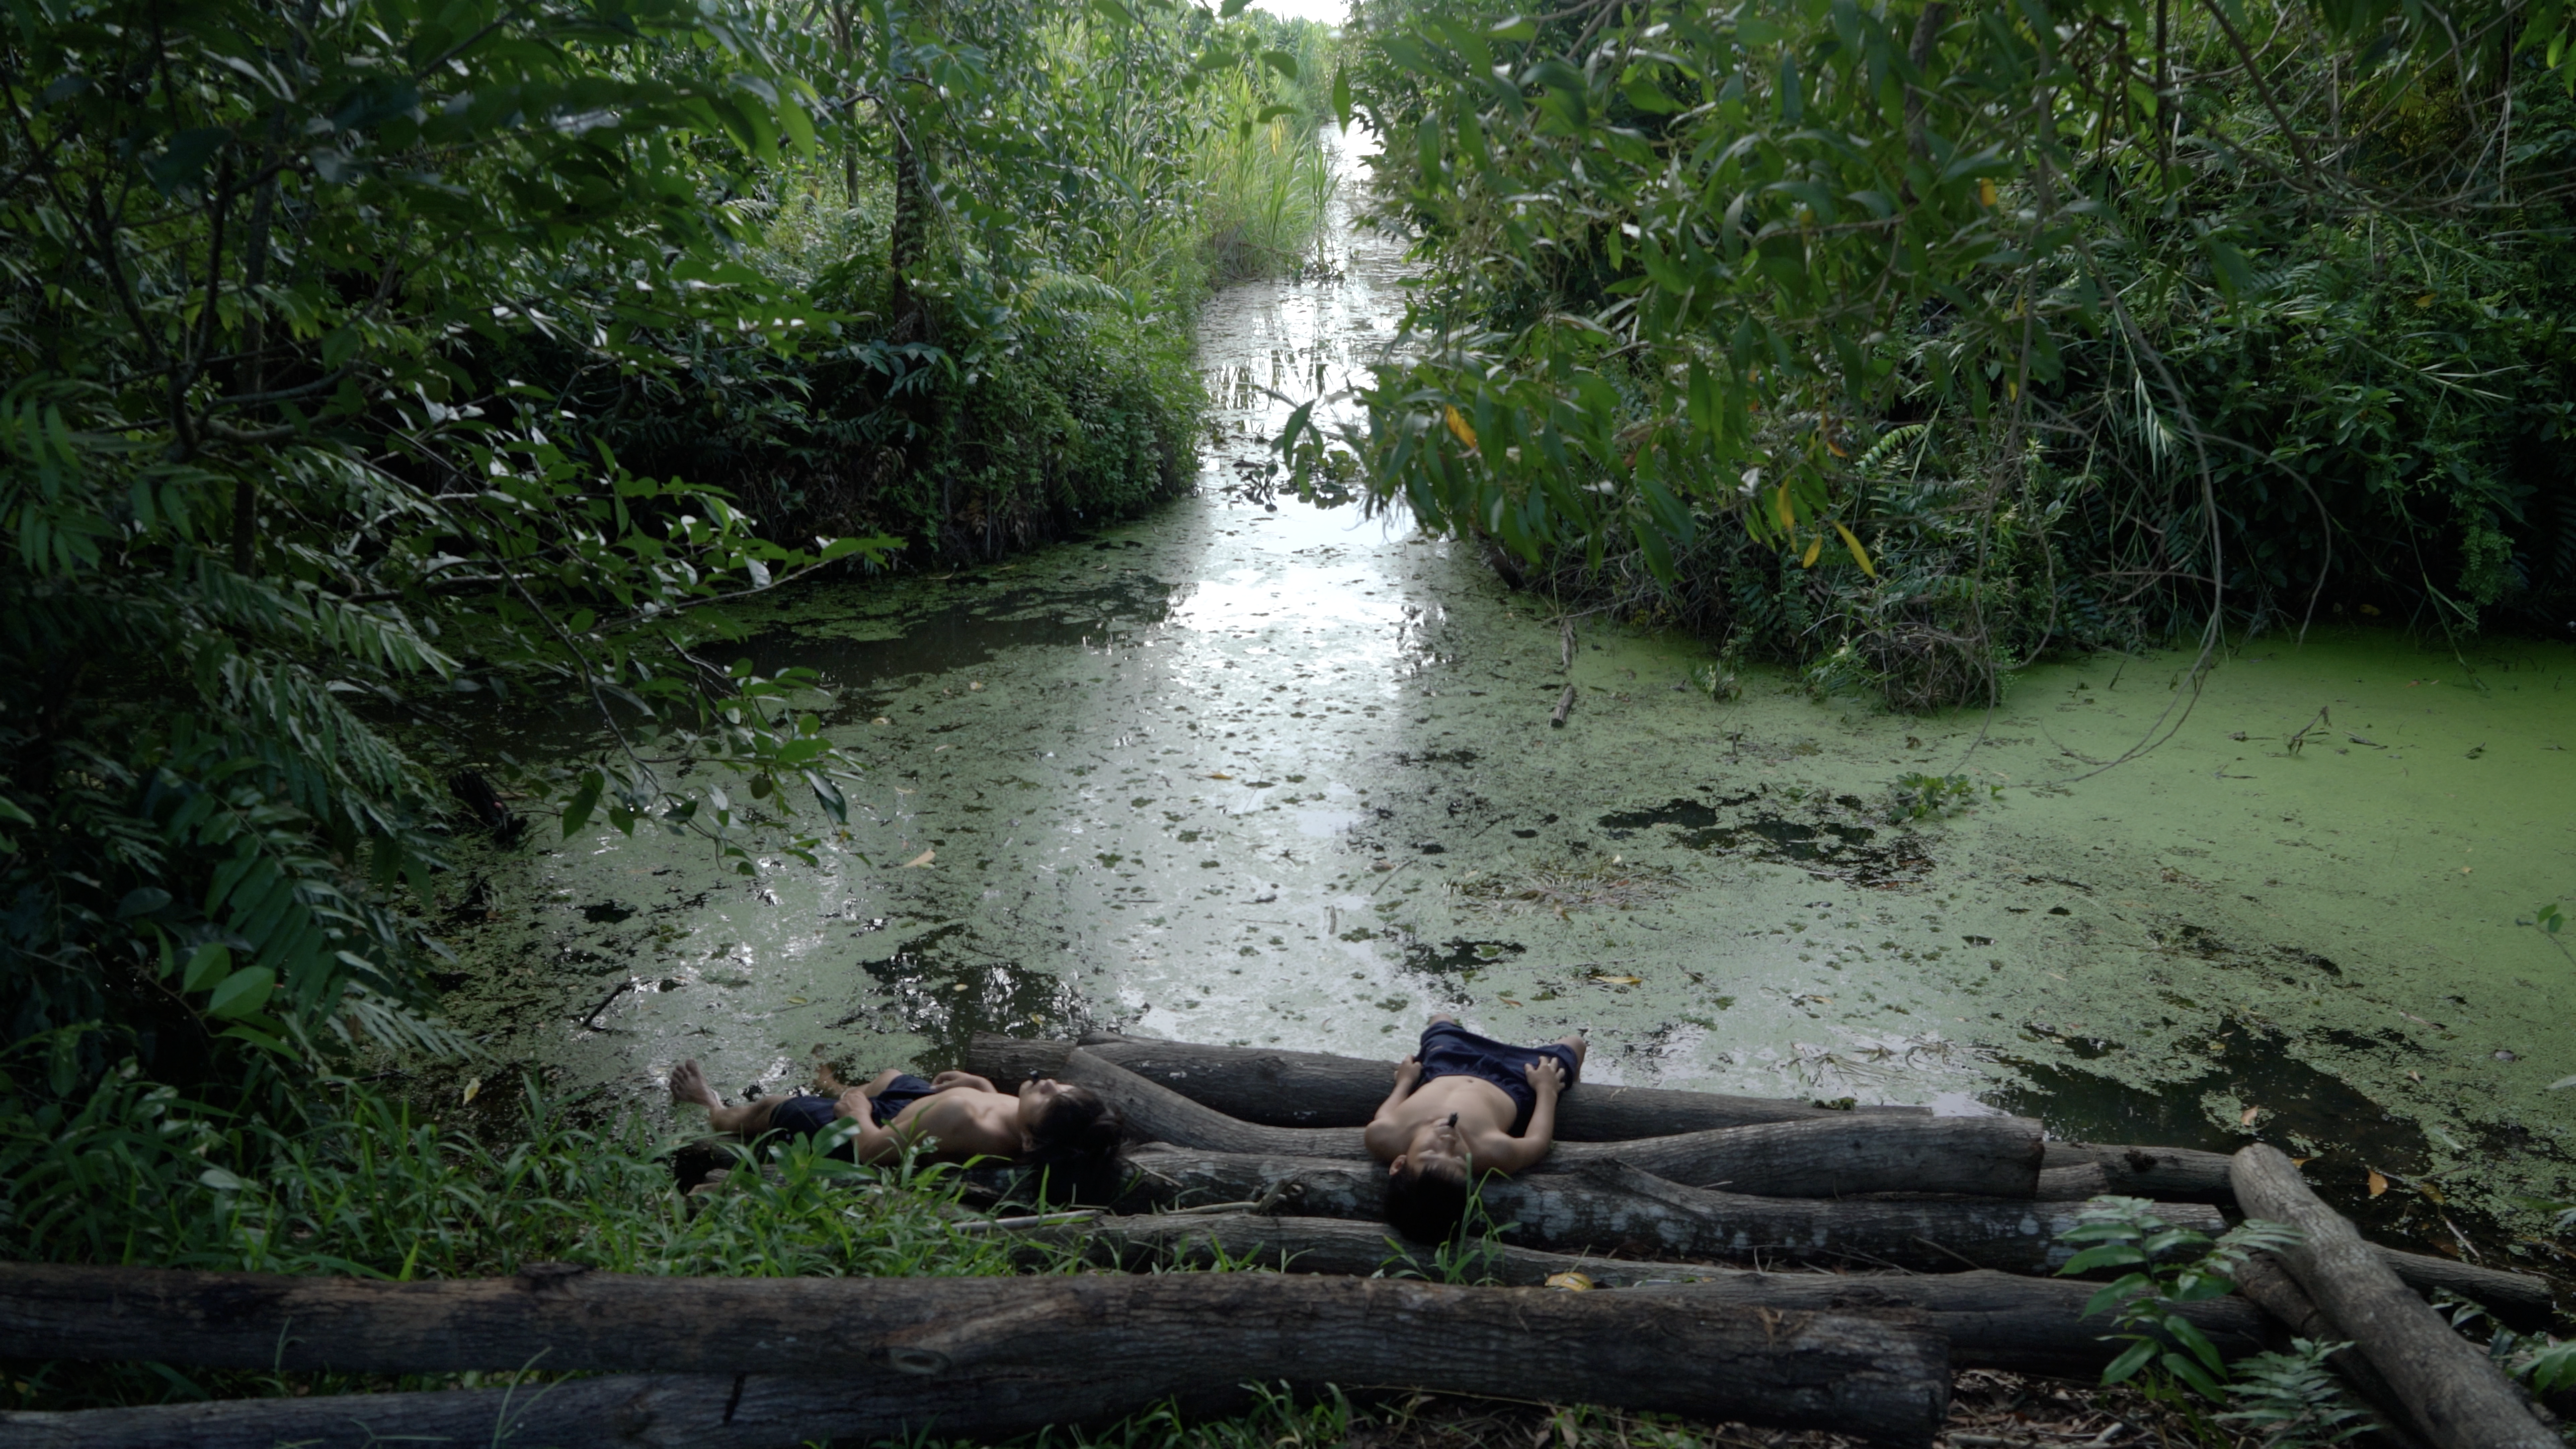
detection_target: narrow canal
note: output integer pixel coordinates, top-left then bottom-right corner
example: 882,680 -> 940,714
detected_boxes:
439,130 -> 2576,1274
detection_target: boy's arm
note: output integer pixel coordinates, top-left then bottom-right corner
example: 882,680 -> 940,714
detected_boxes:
1362,1056 -> 1424,1162
1375,1055 -> 1422,1115
929,1071 -> 996,1094
1478,1061 -> 1567,1173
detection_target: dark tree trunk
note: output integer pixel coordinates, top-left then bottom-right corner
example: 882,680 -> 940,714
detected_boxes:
1112,1147 -> 2226,1275
2229,1144 -> 2555,1449
2230,1249 -> 2431,1448
1027,1211 -> 2270,1378
1060,1048 -> 2045,1197
0,1268 -> 1947,1449
970,1032 -> 1927,1137
2040,1141 -> 2235,1202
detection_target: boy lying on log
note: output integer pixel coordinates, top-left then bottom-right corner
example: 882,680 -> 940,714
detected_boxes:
669,1059 -> 1125,1200
1366,1014 -> 1587,1241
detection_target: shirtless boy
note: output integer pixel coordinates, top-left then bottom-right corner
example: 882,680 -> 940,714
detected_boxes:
668,1060 -> 1122,1191
1363,1013 -> 1587,1241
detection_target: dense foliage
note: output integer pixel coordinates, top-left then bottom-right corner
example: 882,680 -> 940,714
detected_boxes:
1317,0 -> 2576,706
0,0 -> 1327,1183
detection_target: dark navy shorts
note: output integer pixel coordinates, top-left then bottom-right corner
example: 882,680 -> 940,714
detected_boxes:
1417,1022 -> 1580,1134
765,1073 -> 936,1158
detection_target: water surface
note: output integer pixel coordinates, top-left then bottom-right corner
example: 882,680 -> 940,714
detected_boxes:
438,134 -> 2576,1272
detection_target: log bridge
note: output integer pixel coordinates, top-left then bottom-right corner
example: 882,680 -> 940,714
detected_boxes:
0,1031 -> 2558,1449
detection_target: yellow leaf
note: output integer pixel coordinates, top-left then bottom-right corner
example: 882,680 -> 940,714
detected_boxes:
2414,293 -> 2435,307
1545,1271 -> 1596,1291
461,1077 -> 481,1105
1833,522 -> 1877,578
1208,772 -> 1233,780
1774,482 -> 1795,531
902,848 -> 935,868
2240,1104 -> 2260,1126
786,996 -> 809,1005
1800,535 -> 1822,569
2367,1169 -> 2388,1197
1978,177 -> 1998,207
1444,405 -> 1478,451
871,716 -> 891,727
1592,973 -> 1643,986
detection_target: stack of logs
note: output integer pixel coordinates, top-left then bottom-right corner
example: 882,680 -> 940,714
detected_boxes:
0,1032 -> 2557,1449
966,1033 -> 2560,1449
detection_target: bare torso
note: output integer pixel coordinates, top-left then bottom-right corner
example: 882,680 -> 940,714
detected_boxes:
1362,1074 -> 1523,1165
849,1083 -> 1024,1160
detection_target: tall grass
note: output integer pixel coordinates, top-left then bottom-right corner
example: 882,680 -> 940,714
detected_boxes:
1197,69 -> 1338,285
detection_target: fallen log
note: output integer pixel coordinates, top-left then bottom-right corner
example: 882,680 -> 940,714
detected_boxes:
2230,1250 -> 2429,1449
1115,1146 -> 2224,1275
0,1267 -> 1948,1449
1034,1211 -> 2269,1378
2230,1144 -> 2554,1449
2368,1248 -> 2557,1332
2040,1141 -> 2235,1202
969,1031 -> 1927,1136
1059,1048 -> 2046,1198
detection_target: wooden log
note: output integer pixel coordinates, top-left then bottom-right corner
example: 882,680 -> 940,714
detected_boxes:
0,1268 -> 1949,1449
2229,1144 -> 2554,1449
2370,1248 -> 2557,1332
1115,1146 -> 2223,1275
2230,1250 -> 2429,1449
1034,1212 -> 2270,1378
2041,1141 -> 2235,1202
1059,1048 -> 2046,1198
968,1031 -> 1929,1137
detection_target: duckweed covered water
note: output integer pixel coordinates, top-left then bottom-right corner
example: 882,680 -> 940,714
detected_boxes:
436,133 -> 2576,1274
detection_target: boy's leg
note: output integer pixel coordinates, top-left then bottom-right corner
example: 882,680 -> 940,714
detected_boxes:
670,1059 -> 783,1137
1554,1032 -> 1589,1068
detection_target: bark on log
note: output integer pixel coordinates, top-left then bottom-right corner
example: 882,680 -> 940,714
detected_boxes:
2229,1143 -> 2554,1449
969,1032 -> 1928,1136
0,1269 -> 1948,1449
2041,1141 -> 2235,1202
2368,1248 -> 2557,1332
1060,1048 -> 2046,1198
1115,1146 -> 2223,1275
1034,1212 -> 2269,1377
2230,1250 -> 2429,1449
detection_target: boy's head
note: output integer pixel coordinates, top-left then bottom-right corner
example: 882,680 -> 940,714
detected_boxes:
1015,1080 -> 1120,1152
1384,1114 -> 1474,1242
1013,1081 -> 1126,1205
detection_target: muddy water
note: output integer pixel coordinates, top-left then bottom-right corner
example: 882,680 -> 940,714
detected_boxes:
442,132 -> 2576,1271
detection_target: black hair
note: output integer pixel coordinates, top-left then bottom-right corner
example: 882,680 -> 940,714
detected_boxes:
1383,1156 -> 1472,1243
1014,1084 -> 1126,1207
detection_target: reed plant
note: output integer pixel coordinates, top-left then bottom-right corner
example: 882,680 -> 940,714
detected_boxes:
1196,68 -> 1339,285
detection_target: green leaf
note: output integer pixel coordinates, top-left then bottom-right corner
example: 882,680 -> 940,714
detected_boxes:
561,770 -> 604,837
208,965 -> 277,1019
2100,1338 -> 2156,1386
1261,50 -> 1299,81
183,944 -> 233,993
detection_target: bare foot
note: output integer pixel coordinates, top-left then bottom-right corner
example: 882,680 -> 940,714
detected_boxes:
1427,1012 -> 1459,1027
669,1059 -> 723,1111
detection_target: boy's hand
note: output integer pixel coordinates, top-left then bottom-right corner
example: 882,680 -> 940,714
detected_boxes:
1525,1059 -> 1566,1098
1393,1055 -> 1422,1089
930,1071 -> 975,1090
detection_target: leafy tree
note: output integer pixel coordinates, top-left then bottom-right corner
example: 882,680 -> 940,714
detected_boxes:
1313,0 -> 2576,704
0,0 -> 890,1089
